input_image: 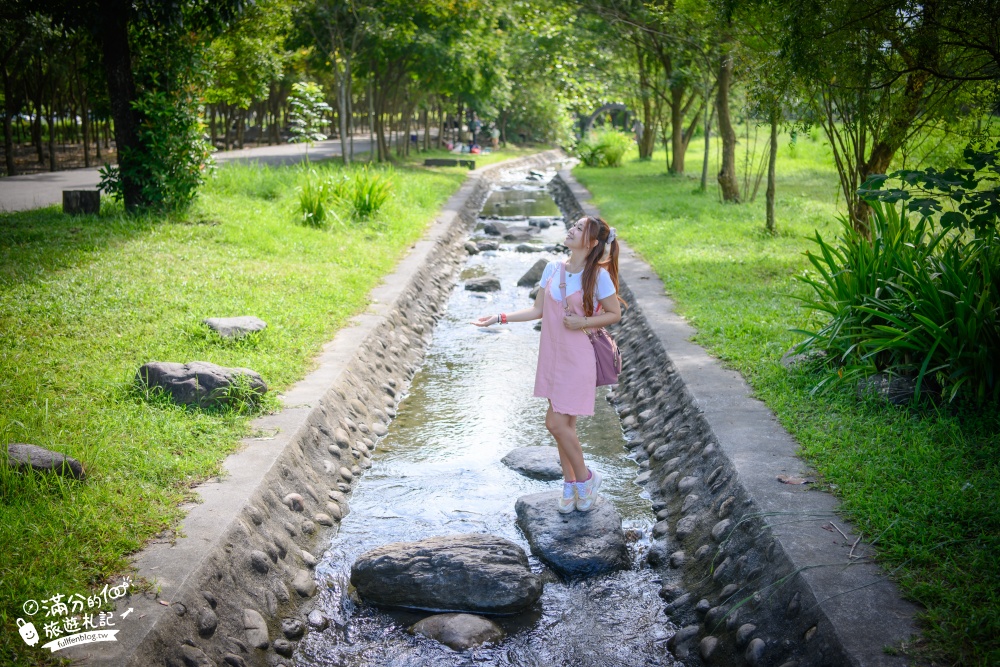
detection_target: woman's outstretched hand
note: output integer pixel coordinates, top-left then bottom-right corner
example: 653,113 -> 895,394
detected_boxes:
471,314 -> 498,327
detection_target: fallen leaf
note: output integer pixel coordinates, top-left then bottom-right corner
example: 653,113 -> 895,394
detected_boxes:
777,474 -> 812,485
157,600 -> 169,607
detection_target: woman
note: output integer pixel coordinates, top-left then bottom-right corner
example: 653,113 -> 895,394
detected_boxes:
473,216 -> 625,513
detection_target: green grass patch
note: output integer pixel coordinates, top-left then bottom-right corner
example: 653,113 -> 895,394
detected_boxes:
0,157 -> 483,665
575,136 -> 1000,665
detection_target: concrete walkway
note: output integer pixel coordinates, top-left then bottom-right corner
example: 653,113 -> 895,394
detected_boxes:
0,134 -> 375,213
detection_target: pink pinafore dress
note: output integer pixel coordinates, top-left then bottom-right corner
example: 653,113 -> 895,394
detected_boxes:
533,263 -> 601,416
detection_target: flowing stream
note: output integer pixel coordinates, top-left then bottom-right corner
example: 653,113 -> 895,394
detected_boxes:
295,169 -> 678,667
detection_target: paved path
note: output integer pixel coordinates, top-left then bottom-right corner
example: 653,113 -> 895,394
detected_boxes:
0,134 -> 375,212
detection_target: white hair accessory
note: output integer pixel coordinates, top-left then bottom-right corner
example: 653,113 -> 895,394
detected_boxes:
607,227 -> 617,244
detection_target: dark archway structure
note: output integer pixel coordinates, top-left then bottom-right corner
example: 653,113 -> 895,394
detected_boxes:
581,103 -> 632,134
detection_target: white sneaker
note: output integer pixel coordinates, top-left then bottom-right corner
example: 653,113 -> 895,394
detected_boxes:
575,469 -> 603,512
558,481 -> 577,514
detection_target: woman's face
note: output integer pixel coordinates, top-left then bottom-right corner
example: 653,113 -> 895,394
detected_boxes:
565,218 -> 596,251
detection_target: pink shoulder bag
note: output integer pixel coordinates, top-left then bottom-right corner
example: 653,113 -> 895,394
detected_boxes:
559,262 -> 622,386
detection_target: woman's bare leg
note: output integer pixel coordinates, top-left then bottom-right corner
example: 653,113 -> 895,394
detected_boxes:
545,403 -> 588,482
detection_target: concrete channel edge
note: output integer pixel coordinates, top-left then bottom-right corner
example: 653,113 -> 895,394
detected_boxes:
551,170 -> 920,667
64,150 -> 567,667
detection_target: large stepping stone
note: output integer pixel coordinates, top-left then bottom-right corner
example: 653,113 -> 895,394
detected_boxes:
203,316 -> 267,339
350,534 -> 542,614
409,613 -> 504,650
518,259 -> 549,287
137,361 -> 267,408
515,491 -> 630,578
501,446 -> 562,481
464,276 -> 501,292
6,444 -> 85,480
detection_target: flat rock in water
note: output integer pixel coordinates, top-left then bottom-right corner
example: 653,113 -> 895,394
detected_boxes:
464,241 -> 480,255
137,361 -> 267,407
515,491 -> 630,578
410,613 -> 504,651
203,316 -> 267,339
515,244 -> 544,253
501,447 -> 562,481
464,276 -> 501,292
503,227 -> 539,242
350,534 -> 542,614
482,221 -> 508,236
518,259 -> 549,287
6,444 -> 85,480
476,240 -> 499,252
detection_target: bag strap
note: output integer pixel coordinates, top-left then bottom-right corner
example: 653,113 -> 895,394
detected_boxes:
559,262 -> 571,316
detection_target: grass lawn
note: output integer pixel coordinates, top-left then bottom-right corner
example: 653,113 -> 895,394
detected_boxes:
0,144 -> 539,665
575,136 -> 999,665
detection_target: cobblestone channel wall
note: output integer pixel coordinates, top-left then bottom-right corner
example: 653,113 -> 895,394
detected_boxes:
69,151 -> 565,667
550,172 -> 918,667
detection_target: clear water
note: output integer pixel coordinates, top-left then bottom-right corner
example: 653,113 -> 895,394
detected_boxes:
295,175 -> 677,667
480,184 -> 563,218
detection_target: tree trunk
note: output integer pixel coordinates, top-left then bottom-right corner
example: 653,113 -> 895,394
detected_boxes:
765,110 -> 778,233
716,50 -> 740,203
2,66 -> 16,176
47,103 -> 56,172
700,94 -> 716,192
209,105 -> 217,147
422,106 -> 429,151
335,58 -> 349,165
346,55 -> 354,162
636,44 -> 655,160
368,74 -> 375,161
669,86 -> 685,173
99,1 -> 143,210
438,103 -> 446,148
81,87 -> 91,168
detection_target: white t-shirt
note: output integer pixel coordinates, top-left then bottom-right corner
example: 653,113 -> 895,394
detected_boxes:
539,261 -> 616,305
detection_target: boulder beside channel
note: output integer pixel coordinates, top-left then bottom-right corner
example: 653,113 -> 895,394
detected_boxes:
350,534 -> 542,614
6,444 -> 85,480
137,361 -> 267,408
501,446 -> 563,481
203,316 -> 267,339
410,613 -> 504,651
515,491 -> 630,579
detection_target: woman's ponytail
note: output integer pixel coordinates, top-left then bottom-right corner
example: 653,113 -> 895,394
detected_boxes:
580,217 -> 628,317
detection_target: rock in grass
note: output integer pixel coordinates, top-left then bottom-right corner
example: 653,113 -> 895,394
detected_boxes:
515,491 -> 630,578
350,534 -> 542,614
518,259 -> 549,287
6,444 -> 85,480
410,613 -> 504,650
203,316 -> 267,339
501,446 -> 562,481
464,276 -> 501,292
856,373 -> 918,405
137,361 -> 267,408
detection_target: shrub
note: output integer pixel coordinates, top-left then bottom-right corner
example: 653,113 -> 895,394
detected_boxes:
795,201 -> 1000,402
99,83 -> 213,212
346,166 -> 393,221
574,128 -> 634,168
297,169 -> 332,228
